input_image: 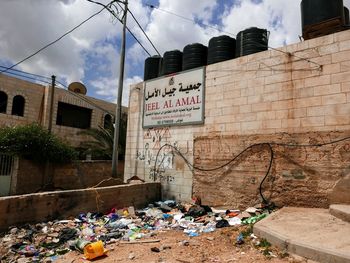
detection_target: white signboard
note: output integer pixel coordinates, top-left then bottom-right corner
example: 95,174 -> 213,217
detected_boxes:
143,67 -> 205,128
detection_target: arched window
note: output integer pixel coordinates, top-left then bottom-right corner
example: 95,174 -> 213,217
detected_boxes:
11,95 -> 25,116
0,91 -> 8,113
104,114 -> 112,129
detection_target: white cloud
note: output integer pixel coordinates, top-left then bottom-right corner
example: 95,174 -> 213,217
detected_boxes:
221,0 -> 301,47
0,0 -> 120,83
90,75 -> 142,106
1,0 -> 349,108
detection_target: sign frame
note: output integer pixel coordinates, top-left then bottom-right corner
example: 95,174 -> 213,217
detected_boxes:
142,67 -> 206,129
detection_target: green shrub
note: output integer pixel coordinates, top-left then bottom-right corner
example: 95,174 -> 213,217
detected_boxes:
0,123 -> 77,163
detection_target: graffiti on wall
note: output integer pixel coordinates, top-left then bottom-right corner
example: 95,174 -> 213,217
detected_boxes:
136,127 -> 190,182
136,127 -> 175,168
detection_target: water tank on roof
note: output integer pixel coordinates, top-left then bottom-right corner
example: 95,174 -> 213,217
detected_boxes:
182,43 -> 207,71
207,35 -> 236,65
144,56 -> 162,81
235,27 -> 269,57
162,50 -> 182,75
301,0 -> 345,28
344,6 -> 349,25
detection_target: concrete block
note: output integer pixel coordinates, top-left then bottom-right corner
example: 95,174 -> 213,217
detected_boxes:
322,93 -> 346,105
318,43 -> 339,55
254,207 -> 350,263
340,61 -> 350,72
275,110 -> 289,119
257,111 -> 276,120
334,30 -> 350,42
308,33 -> 334,48
295,97 -> 322,108
325,115 -> 350,126
339,40 -> 350,51
314,84 -> 341,96
332,50 -> 350,63
307,106 -> 325,117
304,75 -> 331,87
329,205 -> 350,223
252,102 -> 272,112
262,119 -> 281,129
241,121 -> 261,130
272,99 -> 294,110
301,116 -> 324,127
239,104 -> 252,113
281,119 -> 301,128
288,108 -> 307,118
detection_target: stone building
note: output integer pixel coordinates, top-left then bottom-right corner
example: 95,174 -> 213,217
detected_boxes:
0,74 -> 126,147
124,29 -> 350,209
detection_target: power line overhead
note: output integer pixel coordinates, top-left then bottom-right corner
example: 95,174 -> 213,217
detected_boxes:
0,1 -> 114,74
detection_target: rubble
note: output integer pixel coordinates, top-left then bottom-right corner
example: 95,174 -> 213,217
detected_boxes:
0,200 -> 274,262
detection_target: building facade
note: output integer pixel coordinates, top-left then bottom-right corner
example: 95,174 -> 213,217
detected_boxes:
0,74 -> 126,147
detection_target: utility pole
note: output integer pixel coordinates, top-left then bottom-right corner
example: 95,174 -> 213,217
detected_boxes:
112,0 -> 128,178
43,75 -> 56,189
48,75 -> 56,133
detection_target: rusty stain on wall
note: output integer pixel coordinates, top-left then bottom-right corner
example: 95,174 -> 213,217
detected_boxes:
193,131 -> 350,209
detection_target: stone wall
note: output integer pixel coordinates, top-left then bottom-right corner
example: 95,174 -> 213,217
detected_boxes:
193,131 -> 350,209
0,183 -> 160,232
14,159 -> 124,194
124,30 -> 350,207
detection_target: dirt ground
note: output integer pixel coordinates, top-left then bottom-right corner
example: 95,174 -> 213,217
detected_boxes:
56,227 -> 293,263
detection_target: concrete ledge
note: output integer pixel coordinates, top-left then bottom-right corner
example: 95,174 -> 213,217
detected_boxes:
0,183 -> 161,232
330,204 -> 350,223
254,207 -> 350,263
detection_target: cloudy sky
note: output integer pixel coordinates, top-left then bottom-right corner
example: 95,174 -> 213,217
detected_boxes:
1,0 -> 349,106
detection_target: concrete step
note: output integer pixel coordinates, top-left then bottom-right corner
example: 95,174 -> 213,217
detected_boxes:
253,207 -> 350,263
330,204 -> 350,223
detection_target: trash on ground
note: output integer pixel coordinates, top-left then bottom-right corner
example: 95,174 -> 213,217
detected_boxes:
0,198 -> 272,262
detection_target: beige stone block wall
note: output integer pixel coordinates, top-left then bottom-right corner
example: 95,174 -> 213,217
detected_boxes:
124,83 -> 194,201
125,30 -> 350,206
0,183 -> 160,231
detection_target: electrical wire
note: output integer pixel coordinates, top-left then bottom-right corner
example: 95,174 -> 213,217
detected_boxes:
127,7 -> 161,56
152,135 -> 350,206
55,80 -> 115,116
2,70 -> 51,85
152,142 -> 273,205
146,4 -> 322,69
0,66 -> 115,116
86,0 -> 152,56
0,65 -> 52,81
146,4 -> 235,37
0,2 -> 114,74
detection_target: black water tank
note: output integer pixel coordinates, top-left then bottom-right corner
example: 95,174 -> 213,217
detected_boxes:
182,43 -> 207,71
207,35 -> 236,65
162,50 -> 183,75
235,27 -> 268,57
301,0 -> 345,28
345,6 -> 349,25
144,56 -> 162,81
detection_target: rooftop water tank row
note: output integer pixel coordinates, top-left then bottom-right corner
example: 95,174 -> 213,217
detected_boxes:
144,27 -> 269,81
301,0 -> 349,39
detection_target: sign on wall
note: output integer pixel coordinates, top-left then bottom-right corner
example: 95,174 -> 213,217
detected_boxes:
143,67 -> 205,128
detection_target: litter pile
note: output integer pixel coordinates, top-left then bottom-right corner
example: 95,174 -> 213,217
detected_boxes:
0,199 -> 270,262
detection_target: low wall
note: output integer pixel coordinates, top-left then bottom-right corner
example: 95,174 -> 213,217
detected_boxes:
15,159 -> 125,194
0,182 -> 160,232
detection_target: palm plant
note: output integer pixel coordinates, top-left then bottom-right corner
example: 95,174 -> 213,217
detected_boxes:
79,118 -> 127,160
